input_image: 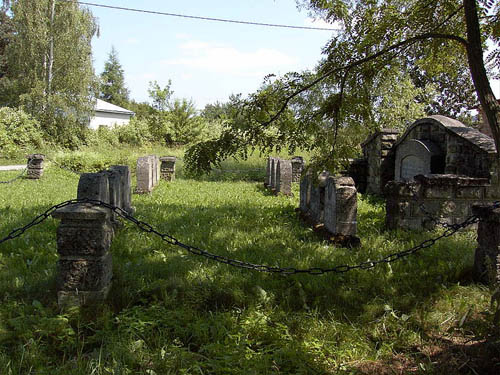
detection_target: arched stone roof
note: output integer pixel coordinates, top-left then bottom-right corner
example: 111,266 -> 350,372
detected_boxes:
394,115 -> 496,154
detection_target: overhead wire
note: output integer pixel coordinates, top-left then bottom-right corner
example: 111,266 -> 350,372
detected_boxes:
59,0 -> 340,32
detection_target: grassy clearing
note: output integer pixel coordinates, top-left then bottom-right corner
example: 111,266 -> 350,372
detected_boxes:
0,150 -> 499,374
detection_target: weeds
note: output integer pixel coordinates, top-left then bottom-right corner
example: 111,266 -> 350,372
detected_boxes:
0,149 -> 499,374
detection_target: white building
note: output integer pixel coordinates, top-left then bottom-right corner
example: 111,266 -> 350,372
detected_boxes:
89,99 -> 135,130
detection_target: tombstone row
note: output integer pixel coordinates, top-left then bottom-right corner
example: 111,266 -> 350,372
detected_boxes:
135,155 -> 177,194
265,156 -> 305,196
51,165 -> 133,307
299,172 -> 358,239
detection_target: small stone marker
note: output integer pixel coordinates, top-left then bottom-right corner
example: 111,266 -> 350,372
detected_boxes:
109,165 -> 134,214
291,156 -> 305,183
160,156 -> 176,181
26,154 -> 45,179
77,172 -> 110,204
265,157 -> 273,187
309,171 -> 330,224
276,159 -> 293,196
135,156 -> 154,194
270,158 -> 278,191
324,176 -> 357,236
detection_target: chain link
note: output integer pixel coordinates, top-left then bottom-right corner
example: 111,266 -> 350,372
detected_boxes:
0,167 -> 27,184
0,198 -> 490,275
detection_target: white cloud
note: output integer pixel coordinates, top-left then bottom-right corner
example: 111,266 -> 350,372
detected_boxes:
162,39 -> 299,78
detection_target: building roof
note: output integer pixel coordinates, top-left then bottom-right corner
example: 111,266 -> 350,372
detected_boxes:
394,115 -> 496,154
95,99 -> 134,115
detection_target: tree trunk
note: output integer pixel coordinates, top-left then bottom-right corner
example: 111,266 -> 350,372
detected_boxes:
46,0 -> 55,96
464,0 -> 500,155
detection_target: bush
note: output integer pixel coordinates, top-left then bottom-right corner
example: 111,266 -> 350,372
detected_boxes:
0,107 -> 44,158
116,117 -> 152,146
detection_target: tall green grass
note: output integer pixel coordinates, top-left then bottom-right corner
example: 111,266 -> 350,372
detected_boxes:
0,152 -> 498,374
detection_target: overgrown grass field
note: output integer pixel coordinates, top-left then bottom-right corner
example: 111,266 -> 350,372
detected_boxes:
0,148 -> 499,374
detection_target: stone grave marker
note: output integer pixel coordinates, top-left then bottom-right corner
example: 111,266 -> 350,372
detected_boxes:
160,156 -> 176,181
26,154 -> 45,179
135,156 -> 154,194
276,159 -> 293,196
324,176 -> 357,236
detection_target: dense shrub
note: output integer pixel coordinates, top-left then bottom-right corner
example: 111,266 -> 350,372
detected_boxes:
0,107 -> 44,158
116,117 -> 152,146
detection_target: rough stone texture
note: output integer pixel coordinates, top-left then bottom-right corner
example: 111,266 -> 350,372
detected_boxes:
385,174 -> 493,230
77,173 -> 110,204
135,156 -> 154,194
276,159 -> 293,196
324,177 -> 357,236
270,158 -> 278,191
265,157 -> 273,187
308,171 -> 330,224
160,156 -> 176,181
291,156 -> 305,183
109,165 -> 134,214
472,204 -> 500,283
361,129 -> 400,195
299,173 -> 312,214
52,204 -> 113,307
26,154 -> 45,179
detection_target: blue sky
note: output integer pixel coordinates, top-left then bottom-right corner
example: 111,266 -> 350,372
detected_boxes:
88,0 -> 335,109
87,0 -> 499,110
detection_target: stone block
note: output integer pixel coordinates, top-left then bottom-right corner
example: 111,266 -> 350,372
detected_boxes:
456,186 -> 484,199
57,286 -> 111,308
56,253 -> 112,292
309,184 -> 323,224
135,156 -> 154,194
56,222 -> 114,257
324,176 -> 357,236
265,157 -> 273,187
109,165 -> 133,214
270,158 -> 278,190
77,173 -> 110,204
291,156 -> 305,183
276,159 -> 292,196
26,154 -> 45,179
160,156 -> 176,181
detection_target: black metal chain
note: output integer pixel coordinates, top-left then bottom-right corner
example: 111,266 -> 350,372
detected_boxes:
0,198 -> 491,275
0,167 -> 27,184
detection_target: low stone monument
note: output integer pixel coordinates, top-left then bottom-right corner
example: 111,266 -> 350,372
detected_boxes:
135,156 -> 154,194
270,158 -> 279,191
472,204 -> 500,284
265,157 -> 274,187
26,154 -> 45,179
291,156 -> 305,183
324,177 -> 357,236
109,165 -> 134,214
309,171 -> 330,224
160,156 -> 176,181
52,172 -> 113,307
276,159 -> 293,196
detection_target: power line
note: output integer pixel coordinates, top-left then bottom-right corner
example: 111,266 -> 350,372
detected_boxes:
61,0 -> 340,32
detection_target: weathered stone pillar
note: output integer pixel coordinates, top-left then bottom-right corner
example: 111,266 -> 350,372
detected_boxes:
472,204 -> 500,283
26,154 -> 45,179
276,159 -> 293,196
265,157 -> 274,187
309,171 -> 330,224
148,155 -> 159,187
52,173 -> 113,307
291,156 -> 305,183
324,177 -> 357,236
135,156 -> 154,194
109,165 -> 134,214
160,156 -> 176,181
270,158 -> 279,191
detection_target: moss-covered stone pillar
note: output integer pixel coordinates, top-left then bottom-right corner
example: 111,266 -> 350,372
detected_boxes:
26,154 -> 45,179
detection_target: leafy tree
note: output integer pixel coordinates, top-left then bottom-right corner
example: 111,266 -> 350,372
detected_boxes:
0,0 -> 13,79
0,0 -> 98,146
99,46 -> 130,107
185,0 -> 500,174
148,80 -> 173,112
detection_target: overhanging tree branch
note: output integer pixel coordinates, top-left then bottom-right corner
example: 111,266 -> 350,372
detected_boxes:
261,32 -> 468,128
